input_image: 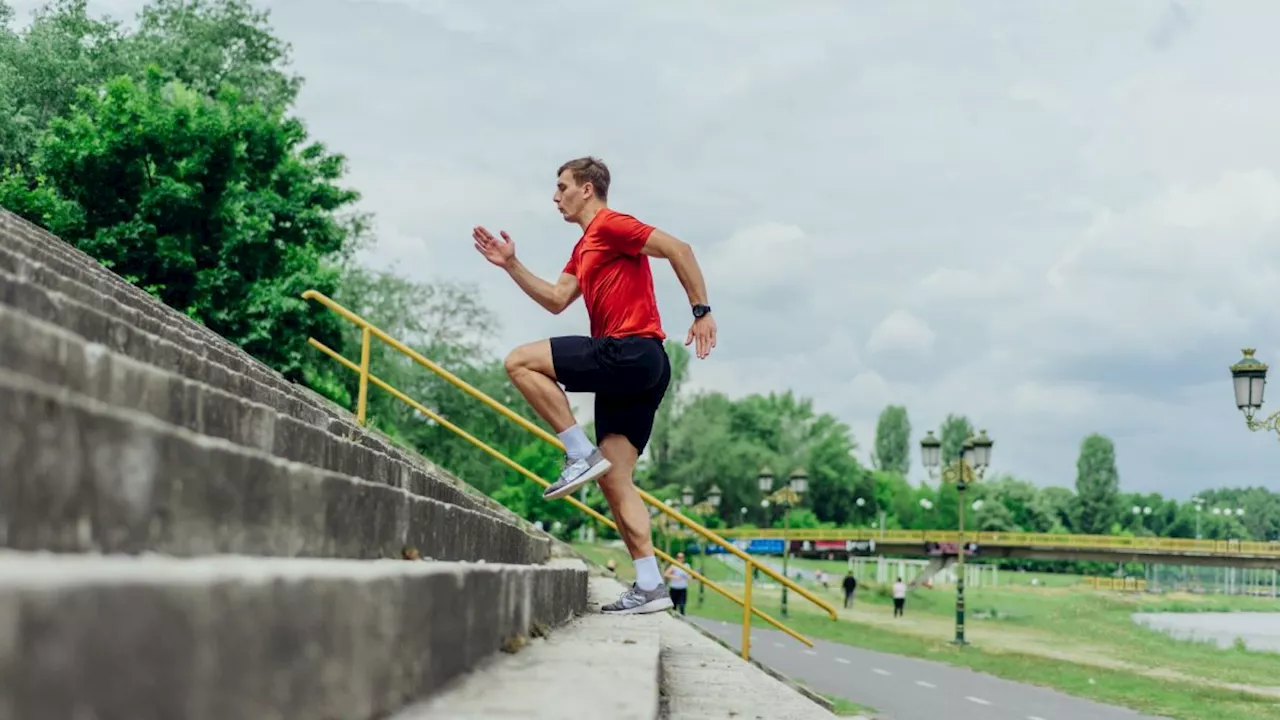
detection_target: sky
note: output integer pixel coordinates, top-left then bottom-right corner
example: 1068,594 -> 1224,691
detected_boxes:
12,0 -> 1280,499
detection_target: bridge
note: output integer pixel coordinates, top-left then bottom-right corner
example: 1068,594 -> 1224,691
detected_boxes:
709,528 -> 1280,569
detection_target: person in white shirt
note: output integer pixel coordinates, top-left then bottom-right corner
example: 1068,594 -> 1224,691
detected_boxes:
664,552 -> 692,615
892,577 -> 907,617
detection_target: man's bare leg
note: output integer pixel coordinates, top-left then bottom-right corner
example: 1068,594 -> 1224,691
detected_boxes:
503,340 -> 575,431
596,434 -> 673,615
595,435 -> 653,560
504,340 -> 612,499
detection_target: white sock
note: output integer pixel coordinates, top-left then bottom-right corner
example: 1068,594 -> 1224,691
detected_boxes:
635,555 -> 661,591
557,424 -> 593,460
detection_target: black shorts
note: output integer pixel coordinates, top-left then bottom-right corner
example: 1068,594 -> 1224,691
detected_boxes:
550,335 -> 671,453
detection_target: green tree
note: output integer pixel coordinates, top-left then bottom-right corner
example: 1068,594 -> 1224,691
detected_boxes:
871,404 -> 911,476
938,413 -> 974,465
802,413 -> 870,526
1073,433 -> 1121,534
131,0 -> 301,110
0,0 -> 134,169
0,0 -> 298,171
0,70 -> 359,386
647,340 -> 691,483
1034,486 -> 1075,533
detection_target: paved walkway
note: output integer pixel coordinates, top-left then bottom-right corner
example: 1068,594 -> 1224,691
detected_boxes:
689,617 -> 1170,720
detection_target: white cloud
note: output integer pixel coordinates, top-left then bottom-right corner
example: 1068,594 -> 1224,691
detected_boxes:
867,310 -> 936,356
704,222 -> 814,293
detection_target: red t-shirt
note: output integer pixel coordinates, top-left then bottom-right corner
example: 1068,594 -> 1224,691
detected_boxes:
562,208 -> 666,340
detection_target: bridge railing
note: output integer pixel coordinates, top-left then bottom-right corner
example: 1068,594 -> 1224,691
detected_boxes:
715,528 -> 1280,557
301,289 -> 838,660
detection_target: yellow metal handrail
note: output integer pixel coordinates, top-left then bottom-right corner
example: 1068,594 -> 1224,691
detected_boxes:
715,527 -> 1280,558
301,289 -> 837,659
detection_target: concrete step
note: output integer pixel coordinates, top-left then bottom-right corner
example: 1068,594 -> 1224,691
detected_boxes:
397,575 -> 838,720
0,552 -> 589,720
0,300 -> 512,521
0,367 -> 547,564
0,269 -> 519,522
0,240 -> 541,530
0,211 -> 302,404
393,576 -> 663,719
0,236 -> 328,423
660,617 -> 837,720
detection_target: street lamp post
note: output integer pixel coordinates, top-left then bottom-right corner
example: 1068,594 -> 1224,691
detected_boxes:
688,484 -> 722,607
920,428 -> 993,647
1230,349 -> 1279,439
664,499 -> 678,556
757,467 -> 774,527
759,466 -> 807,618
1192,496 -> 1205,539
1132,505 -> 1152,532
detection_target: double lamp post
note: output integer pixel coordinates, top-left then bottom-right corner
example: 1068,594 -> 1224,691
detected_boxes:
680,483 -> 722,607
759,467 -> 809,618
918,429 -> 994,647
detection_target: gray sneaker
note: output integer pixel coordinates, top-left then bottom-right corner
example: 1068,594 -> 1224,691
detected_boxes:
542,449 -> 612,500
601,583 -> 674,615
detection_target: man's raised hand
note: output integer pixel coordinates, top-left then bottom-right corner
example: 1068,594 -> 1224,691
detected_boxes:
473,226 -> 516,268
686,314 -> 717,360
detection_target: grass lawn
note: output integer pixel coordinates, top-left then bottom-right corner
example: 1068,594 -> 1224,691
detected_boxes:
823,695 -> 877,717
572,542 -> 1280,720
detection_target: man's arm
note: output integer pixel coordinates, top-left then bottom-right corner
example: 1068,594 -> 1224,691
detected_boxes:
640,229 -> 709,306
505,259 -> 581,315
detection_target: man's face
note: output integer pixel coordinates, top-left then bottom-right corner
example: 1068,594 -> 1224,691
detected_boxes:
553,170 -> 589,222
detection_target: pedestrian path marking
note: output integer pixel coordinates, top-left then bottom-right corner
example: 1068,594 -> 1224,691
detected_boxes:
835,657 -> 851,664
915,680 -> 936,688
871,668 -> 892,676
804,650 -> 817,656
966,696 -> 992,706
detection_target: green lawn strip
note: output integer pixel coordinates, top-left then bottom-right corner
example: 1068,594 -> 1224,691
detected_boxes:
822,695 -> 877,717
687,592 -> 1280,720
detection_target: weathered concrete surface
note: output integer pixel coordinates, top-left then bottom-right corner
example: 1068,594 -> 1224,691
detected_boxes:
659,605 -> 835,720
0,226 -> 551,532
0,368 -> 548,564
0,271 -> 519,520
0,302 -> 524,521
395,576 -> 662,719
0,553 -> 588,720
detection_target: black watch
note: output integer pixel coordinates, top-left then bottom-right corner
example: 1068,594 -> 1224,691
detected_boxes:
692,304 -> 712,319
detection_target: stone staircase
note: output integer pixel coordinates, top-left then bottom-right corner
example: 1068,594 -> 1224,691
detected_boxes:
0,208 -> 836,719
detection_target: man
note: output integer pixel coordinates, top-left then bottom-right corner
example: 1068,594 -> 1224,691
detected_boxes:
472,156 -> 716,615
842,571 -> 857,609
892,577 -> 907,617
664,551 -> 691,615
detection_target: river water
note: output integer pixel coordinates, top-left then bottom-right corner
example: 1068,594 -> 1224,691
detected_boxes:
1132,612 -> 1280,653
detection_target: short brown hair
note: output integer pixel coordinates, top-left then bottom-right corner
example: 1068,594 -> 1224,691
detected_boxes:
557,156 -> 611,201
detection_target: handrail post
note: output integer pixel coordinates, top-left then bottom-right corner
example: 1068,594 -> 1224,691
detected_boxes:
356,327 -> 372,426
742,565 -> 753,660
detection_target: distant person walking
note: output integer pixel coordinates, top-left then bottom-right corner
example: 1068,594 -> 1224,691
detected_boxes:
842,572 -> 858,609
892,577 -> 907,617
665,552 -> 691,615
